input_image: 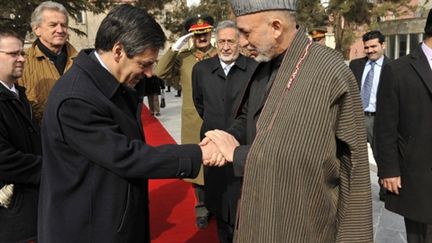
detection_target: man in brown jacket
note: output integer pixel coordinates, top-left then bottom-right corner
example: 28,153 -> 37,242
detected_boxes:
203,0 -> 373,242
18,1 -> 78,123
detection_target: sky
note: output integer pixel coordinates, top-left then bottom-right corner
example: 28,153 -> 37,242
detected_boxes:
186,0 -> 200,7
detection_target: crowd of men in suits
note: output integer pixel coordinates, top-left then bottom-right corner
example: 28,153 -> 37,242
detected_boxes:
1,0 -> 432,242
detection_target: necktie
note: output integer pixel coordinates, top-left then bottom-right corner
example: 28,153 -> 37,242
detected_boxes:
361,61 -> 375,109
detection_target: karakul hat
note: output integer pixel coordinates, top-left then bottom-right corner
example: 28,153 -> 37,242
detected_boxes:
184,14 -> 214,34
425,8 -> 432,35
230,0 -> 298,16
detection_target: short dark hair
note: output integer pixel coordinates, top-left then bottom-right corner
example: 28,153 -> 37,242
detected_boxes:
95,4 -> 166,58
0,29 -> 24,44
362,30 -> 385,44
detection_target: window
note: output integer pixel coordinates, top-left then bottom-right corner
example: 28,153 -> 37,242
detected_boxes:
386,33 -> 422,60
75,11 -> 86,24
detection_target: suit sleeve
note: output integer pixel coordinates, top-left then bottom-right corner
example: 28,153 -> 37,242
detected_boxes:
192,64 -> 204,118
0,126 -> 41,184
374,63 -> 401,177
228,95 -> 250,177
57,98 -> 202,180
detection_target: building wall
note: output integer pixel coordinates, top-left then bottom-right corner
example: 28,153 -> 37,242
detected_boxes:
349,0 -> 431,61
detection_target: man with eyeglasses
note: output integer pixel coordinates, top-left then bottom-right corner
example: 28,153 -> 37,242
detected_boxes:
18,1 -> 78,124
0,29 -> 42,243
155,13 -> 218,229
192,20 -> 257,242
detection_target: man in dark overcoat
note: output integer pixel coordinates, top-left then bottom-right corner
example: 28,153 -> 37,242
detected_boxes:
375,8 -> 432,243
38,5 -> 218,243
192,20 -> 257,242
203,0 -> 373,242
0,29 -> 42,243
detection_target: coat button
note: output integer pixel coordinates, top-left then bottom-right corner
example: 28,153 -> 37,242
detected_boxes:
179,172 -> 186,177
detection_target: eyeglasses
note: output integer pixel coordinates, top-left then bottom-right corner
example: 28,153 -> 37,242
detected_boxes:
216,39 -> 237,47
0,50 -> 26,58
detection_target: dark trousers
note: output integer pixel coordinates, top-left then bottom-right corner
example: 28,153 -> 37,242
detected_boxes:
216,217 -> 234,243
405,218 -> 432,243
365,114 -> 386,200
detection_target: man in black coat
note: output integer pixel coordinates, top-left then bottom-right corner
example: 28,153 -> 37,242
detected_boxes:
38,5 -> 219,243
0,29 -> 42,243
192,20 -> 257,242
375,9 -> 432,243
349,30 -> 390,200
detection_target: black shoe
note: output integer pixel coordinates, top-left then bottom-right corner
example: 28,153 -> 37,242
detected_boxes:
155,112 -> 160,116
195,216 -> 209,229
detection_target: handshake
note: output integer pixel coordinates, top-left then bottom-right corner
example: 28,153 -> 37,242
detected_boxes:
200,130 -> 240,167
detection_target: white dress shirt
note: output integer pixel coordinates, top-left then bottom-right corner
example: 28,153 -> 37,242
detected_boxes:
361,55 -> 384,112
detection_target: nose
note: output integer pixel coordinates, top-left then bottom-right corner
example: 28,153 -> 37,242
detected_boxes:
17,54 -> 26,62
55,24 -> 64,33
143,67 -> 153,78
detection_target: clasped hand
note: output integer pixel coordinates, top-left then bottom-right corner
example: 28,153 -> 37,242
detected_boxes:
200,130 -> 240,167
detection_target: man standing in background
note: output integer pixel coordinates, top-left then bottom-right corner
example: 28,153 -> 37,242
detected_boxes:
349,30 -> 390,200
19,1 -> 77,123
192,20 -> 257,242
0,29 -> 42,243
155,13 -> 217,229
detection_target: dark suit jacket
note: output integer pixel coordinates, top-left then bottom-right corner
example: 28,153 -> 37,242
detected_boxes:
349,55 -> 390,90
226,61 -> 274,176
0,84 -> 41,242
39,50 -> 202,243
375,45 -> 432,223
192,54 -> 257,224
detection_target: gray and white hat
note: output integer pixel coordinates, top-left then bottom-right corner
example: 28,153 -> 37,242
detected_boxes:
230,0 -> 298,16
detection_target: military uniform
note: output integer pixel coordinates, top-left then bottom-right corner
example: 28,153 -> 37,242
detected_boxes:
155,14 -> 217,229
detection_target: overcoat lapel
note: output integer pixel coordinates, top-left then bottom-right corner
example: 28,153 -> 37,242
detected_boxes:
411,47 -> 432,95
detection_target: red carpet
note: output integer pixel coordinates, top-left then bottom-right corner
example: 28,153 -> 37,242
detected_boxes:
141,105 -> 218,243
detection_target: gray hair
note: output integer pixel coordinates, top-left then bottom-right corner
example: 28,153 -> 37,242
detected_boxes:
31,1 -> 68,29
215,20 -> 240,40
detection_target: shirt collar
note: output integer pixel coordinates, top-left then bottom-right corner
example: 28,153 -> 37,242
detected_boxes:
421,42 -> 432,60
94,51 -> 113,74
220,60 -> 235,72
0,80 -> 18,95
369,55 -> 384,67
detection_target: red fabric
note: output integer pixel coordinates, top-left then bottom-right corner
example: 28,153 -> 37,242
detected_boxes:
141,105 -> 218,242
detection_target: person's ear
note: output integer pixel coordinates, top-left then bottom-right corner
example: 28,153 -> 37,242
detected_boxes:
112,42 -> 123,62
270,18 -> 283,39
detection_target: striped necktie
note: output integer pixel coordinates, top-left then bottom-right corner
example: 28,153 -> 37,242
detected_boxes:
361,61 -> 375,109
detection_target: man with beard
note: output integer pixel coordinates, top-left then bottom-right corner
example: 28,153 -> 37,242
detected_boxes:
192,20 -> 257,242
18,1 -> 78,123
202,0 -> 373,242
155,13 -> 218,229
0,29 -> 42,243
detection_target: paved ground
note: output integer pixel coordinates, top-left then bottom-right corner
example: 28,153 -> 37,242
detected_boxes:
146,90 -> 407,243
